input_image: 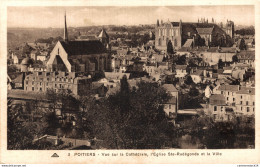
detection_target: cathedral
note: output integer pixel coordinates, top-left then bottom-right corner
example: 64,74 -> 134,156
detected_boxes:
155,18 -> 234,51
47,13 -> 111,75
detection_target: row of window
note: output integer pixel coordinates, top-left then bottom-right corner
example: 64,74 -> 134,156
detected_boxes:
238,101 -> 254,105
214,106 -> 254,113
240,106 -> 254,112
30,77 -> 73,82
158,28 -> 179,37
25,79 -> 74,86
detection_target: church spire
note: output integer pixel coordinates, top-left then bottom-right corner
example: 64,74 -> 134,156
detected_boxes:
64,11 -> 68,42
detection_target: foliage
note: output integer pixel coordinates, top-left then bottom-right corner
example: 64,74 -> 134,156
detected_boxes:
232,55 -> 239,63
83,80 -> 176,149
218,59 -> 224,69
235,26 -> 255,36
7,99 -> 49,149
167,40 -> 174,55
238,38 -> 247,50
179,113 -> 255,149
7,65 -> 17,73
176,55 -> 186,65
184,75 -> 194,85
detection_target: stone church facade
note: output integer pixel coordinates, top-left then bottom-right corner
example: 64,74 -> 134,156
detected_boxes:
155,19 -> 234,51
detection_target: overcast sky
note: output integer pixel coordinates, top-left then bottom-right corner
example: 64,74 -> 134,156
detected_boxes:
7,6 -> 254,28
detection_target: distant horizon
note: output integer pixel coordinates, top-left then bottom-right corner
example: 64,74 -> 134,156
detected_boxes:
7,23 -> 255,29
8,6 -> 254,28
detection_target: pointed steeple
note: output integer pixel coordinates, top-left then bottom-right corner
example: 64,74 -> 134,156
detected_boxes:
98,28 -> 109,46
64,11 -> 69,42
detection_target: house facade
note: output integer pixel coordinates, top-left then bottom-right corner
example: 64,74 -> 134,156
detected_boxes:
24,71 -> 92,96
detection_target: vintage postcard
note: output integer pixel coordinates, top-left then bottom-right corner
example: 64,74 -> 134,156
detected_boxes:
0,0 -> 260,164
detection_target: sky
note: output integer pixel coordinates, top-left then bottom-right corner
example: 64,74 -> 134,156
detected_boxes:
7,6 -> 255,28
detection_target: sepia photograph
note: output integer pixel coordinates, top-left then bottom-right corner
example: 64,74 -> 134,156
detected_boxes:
5,5 -> 256,150
1,1 -> 259,164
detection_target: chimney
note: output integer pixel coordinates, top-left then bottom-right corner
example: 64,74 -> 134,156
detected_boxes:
203,70 -> 206,77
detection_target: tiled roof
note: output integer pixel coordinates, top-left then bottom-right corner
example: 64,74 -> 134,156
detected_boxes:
237,87 -> 255,95
235,63 -> 250,67
232,70 -> 245,79
104,72 -> 130,80
209,94 -> 226,105
220,47 -> 237,53
191,69 -> 203,76
175,65 -> 187,70
77,35 -> 97,40
182,39 -> 193,47
13,74 -> 24,83
162,84 -> 178,92
92,82 -> 104,90
196,28 -> 213,34
60,40 -> 105,55
237,51 -> 255,60
207,47 -> 219,52
218,84 -> 240,92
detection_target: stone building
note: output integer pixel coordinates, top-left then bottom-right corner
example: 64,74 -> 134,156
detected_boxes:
209,94 -> 234,122
46,12 -> 111,75
24,71 -> 92,96
154,19 -> 234,51
235,87 -> 255,116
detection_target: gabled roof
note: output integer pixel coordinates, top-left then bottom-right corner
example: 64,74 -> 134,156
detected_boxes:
237,87 -> 255,95
182,39 -> 193,47
162,84 -> 178,92
218,84 -> 240,92
98,29 -> 109,38
59,40 -> 106,55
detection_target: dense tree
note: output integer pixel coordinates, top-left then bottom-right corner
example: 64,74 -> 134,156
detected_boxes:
83,80 -> 176,149
238,38 -> 247,50
7,99 -> 49,149
218,59 -> 224,69
176,55 -> 186,65
184,75 -> 194,85
235,26 -> 255,36
232,55 -> 239,63
167,40 -> 174,55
